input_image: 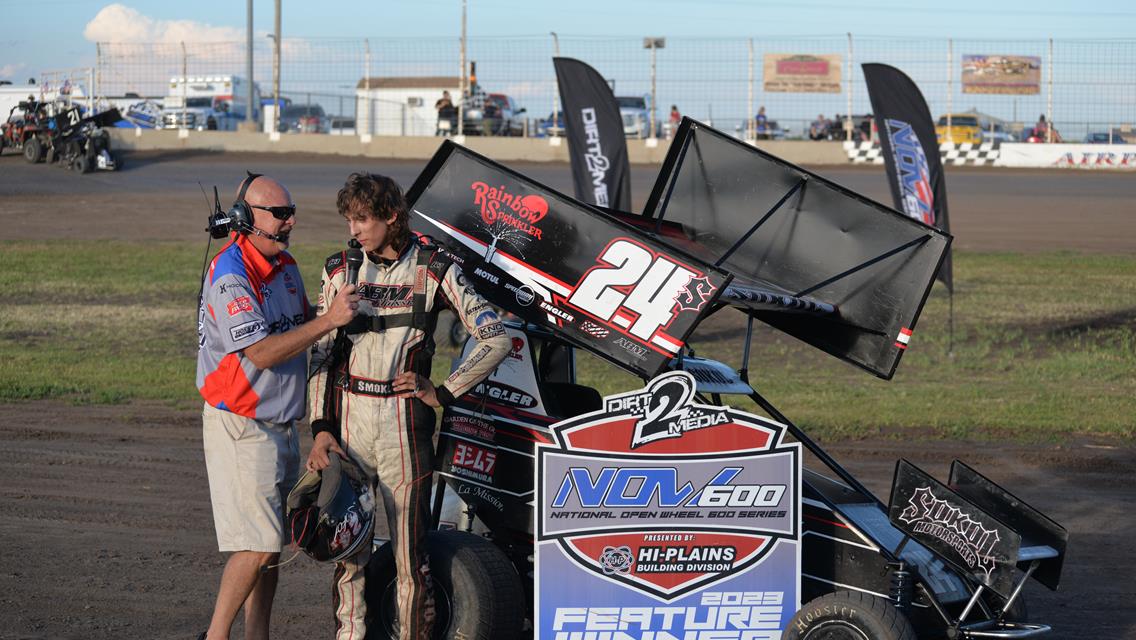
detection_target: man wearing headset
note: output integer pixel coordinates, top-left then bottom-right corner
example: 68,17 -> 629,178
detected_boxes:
196,174 -> 360,640
306,173 -> 511,640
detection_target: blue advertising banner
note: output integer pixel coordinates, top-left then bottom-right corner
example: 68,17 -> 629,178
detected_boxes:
535,371 -> 801,639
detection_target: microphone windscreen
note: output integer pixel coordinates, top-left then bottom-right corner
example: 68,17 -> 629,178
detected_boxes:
345,240 -> 364,287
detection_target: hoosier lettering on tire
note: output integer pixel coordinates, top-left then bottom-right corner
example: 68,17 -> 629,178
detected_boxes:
785,591 -> 917,640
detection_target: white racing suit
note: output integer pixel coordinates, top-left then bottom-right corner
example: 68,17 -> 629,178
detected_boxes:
309,239 -> 509,640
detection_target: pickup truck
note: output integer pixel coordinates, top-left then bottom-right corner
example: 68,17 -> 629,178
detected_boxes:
463,92 -> 527,136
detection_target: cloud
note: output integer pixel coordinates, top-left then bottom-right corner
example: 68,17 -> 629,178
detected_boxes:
83,4 -> 244,43
0,62 -> 26,78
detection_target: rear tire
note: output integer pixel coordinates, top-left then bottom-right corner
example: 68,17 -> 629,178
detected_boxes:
23,137 -> 43,163
365,530 -> 524,640
785,591 -> 917,640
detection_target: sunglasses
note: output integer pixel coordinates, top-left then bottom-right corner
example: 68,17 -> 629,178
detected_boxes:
252,204 -> 297,221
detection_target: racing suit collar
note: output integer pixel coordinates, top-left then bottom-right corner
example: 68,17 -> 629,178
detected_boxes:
367,241 -> 414,269
235,232 -> 282,279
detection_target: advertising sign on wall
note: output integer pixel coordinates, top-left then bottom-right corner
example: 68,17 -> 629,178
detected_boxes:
995,143 -> 1136,169
961,55 -> 1041,95
763,54 -> 842,93
535,371 -> 802,639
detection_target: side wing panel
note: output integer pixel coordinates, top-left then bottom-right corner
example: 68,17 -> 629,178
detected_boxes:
407,141 -> 731,379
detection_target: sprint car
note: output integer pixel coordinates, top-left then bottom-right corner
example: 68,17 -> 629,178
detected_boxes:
360,120 -> 1067,640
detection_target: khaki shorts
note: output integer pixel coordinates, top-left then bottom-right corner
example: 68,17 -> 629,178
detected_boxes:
202,403 -> 300,552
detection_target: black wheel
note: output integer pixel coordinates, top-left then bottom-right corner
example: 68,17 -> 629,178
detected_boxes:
786,591 -> 917,640
71,154 -> 90,174
365,530 -> 524,640
447,317 -> 469,348
23,137 -> 43,163
45,146 -> 56,165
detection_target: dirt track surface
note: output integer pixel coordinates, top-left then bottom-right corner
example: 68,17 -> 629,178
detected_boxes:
1,150 -> 1134,251
1,403 -> 1133,639
1,150 -> 1134,639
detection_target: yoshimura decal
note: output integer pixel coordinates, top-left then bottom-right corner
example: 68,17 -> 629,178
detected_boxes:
536,370 -> 801,624
898,486 -> 1001,579
230,320 -> 264,342
885,118 -> 936,225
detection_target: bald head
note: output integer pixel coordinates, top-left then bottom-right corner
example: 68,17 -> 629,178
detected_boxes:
241,175 -> 291,209
238,174 -> 296,257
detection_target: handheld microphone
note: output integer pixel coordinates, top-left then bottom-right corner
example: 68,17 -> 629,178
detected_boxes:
345,239 -> 364,287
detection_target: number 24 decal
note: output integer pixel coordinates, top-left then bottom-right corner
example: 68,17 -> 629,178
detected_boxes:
569,239 -> 702,341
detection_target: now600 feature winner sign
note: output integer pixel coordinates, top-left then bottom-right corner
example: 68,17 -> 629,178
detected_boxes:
536,371 -> 801,639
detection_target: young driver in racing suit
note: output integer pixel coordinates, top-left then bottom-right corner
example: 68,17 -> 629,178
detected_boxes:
306,173 -> 510,640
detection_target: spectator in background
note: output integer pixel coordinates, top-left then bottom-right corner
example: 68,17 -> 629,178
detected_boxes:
435,90 -> 456,136
667,105 -> 681,138
755,106 -> 769,140
809,113 -> 829,140
1033,114 -> 1062,142
482,96 -> 501,136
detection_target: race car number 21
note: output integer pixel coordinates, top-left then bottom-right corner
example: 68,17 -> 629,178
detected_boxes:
569,239 -> 697,341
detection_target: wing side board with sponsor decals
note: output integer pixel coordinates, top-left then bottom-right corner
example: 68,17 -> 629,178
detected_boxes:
535,372 -> 801,638
406,141 -> 731,379
888,459 -> 1021,598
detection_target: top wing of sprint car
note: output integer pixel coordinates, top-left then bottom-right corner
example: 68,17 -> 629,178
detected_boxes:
405,140 -> 731,380
633,117 -> 952,379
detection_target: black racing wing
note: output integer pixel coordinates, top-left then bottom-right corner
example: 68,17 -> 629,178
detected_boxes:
640,118 -> 952,379
405,140 -> 731,380
53,107 -> 123,139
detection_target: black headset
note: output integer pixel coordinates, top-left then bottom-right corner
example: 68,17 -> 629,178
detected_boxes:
207,171 -> 262,239
228,171 -> 263,234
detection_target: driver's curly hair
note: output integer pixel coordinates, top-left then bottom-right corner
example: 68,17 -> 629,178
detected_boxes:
336,172 -> 410,252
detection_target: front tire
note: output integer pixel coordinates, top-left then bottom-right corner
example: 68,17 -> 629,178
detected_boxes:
365,530 -> 524,640
786,591 -> 917,640
71,154 -> 90,174
23,137 -> 43,163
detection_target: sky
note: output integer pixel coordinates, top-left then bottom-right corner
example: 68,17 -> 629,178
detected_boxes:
3,0 -> 1136,80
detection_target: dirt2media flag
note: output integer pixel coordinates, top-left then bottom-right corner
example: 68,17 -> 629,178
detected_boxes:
862,63 -> 953,291
554,57 -> 632,212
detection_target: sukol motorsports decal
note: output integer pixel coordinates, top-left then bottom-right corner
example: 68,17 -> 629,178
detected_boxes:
898,486 -> 1001,580
885,118 -> 936,225
536,371 -> 801,638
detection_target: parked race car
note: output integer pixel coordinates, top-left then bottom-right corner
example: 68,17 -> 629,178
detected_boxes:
324,120 -> 1069,639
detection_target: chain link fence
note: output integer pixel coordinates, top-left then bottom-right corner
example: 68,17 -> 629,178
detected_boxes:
93,35 -> 1136,143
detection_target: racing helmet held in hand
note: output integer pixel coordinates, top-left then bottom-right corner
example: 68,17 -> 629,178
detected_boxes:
286,453 -> 375,563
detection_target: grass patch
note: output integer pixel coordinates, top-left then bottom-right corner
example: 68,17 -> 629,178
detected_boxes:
2,242 -> 1133,439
